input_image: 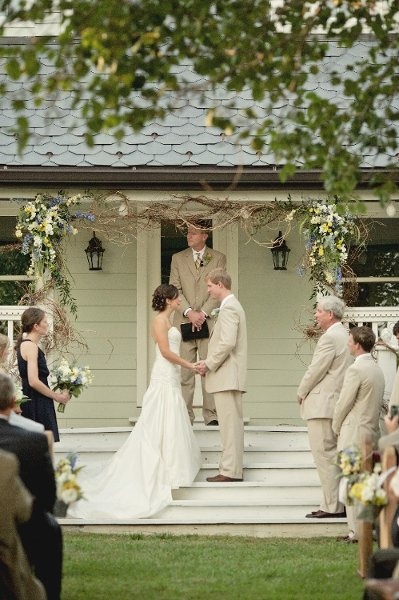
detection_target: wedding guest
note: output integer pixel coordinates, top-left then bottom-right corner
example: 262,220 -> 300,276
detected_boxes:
196,269 -> 247,482
0,332 -> 9,372
0,372 -> 63,600
0,448 -> 46,600
297,295 -> 352,519
170,221 -> 226,425
16,307 -> 70,441
333,326 -> 385,542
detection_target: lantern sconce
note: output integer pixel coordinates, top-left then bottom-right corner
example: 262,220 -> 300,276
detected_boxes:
85,231 -> 105,271
271,231 -> 290,271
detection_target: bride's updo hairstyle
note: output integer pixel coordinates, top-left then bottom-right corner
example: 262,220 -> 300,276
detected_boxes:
152,284 -> 179,312
15,307 -> 46,350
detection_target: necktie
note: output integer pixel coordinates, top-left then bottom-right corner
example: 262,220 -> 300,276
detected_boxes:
195,253 -> 201,271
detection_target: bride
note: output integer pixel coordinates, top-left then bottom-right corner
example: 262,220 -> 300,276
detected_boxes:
68,284 -> 201,520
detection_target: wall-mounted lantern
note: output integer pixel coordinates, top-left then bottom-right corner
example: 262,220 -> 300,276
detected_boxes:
85,231 -> 105,271
271,231 -> 290,270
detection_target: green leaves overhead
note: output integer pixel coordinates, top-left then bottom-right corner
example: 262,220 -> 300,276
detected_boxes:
0,0 -> 398,203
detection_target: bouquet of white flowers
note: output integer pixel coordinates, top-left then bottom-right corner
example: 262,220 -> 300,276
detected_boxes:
52,358 -> 93,413
55,453 -> 84,506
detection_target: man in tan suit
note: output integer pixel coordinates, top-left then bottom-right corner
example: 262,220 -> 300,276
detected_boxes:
333,326 -> 385,541
196,269 -> 247,482
170,222 -> 226,425
297,295 -> 352,518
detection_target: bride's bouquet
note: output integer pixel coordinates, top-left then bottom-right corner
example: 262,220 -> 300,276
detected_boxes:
52,358 -> 93,413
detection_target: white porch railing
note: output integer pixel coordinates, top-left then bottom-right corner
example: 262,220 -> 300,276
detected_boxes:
345,307 -> 399,402
0,305 -> 28,341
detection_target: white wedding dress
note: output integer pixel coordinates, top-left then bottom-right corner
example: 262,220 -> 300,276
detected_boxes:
68,327 -> 201,520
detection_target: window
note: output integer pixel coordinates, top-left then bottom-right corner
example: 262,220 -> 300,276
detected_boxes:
346,219 -> 399,307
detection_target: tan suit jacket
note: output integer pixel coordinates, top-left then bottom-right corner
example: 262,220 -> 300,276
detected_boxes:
169,246 -> 227,327
332,355 -> 385,450
0,450 -> 46,600
298,322 -> 352,420
390,367 -> 399,407
205,295 -> 247,393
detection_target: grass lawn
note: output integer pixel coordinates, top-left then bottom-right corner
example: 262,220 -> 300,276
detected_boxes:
62,533 -> 365,600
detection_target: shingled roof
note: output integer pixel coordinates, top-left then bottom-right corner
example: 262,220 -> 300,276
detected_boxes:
0,37 -> 397,189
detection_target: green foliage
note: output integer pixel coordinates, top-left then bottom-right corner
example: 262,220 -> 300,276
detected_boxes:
0,249 -> 30,305
0,1 -> 398,203
63,533 -> 364,600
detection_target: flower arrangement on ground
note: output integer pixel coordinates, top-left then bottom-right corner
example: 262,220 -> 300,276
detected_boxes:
297,199 -> 361,297
55,452 -> 84,505
15,192 -> 95,314
52,358 -> 93,413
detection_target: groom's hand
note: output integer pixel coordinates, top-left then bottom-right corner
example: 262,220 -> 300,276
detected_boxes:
195,361 -> 208,376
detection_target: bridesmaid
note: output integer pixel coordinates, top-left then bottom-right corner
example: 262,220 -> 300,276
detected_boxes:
16,308 -> 70,442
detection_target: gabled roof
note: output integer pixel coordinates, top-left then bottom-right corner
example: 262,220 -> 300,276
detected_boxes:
0,37 -> 397,189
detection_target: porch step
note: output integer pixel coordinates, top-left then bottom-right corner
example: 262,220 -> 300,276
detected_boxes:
55,426 -> 345,535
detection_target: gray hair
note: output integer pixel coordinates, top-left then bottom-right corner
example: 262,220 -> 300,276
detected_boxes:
0,373 -> 16,411
318,296 -> 346,320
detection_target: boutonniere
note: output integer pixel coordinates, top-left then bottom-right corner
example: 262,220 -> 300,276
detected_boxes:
211,308 -> 220,319
202,253 -> 212,267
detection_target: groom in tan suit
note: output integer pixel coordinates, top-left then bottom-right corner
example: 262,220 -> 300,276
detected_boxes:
297,295 -> 352,518
196,269 -> 247,482
170,222 -> 226,425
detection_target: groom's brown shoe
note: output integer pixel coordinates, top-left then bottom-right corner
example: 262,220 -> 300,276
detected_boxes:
206,474 -> 243,482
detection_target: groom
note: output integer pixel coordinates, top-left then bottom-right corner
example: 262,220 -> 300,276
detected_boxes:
196,269 -> 247,482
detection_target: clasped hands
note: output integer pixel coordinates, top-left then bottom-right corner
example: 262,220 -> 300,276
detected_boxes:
193,360 -> 208,376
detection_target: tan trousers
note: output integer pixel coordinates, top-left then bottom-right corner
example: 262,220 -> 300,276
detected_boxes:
180,336 -> 217,425
307,418 -> 344,513
214,390 -> 244,479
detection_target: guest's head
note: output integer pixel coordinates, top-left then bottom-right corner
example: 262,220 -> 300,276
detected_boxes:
393,321 -> 399,341
151,284 -> 179,312
348,326 -> 376,355
315,295 -> 346,331
186,220 -> 210,252
16,307 -> 47,348
0,372 -> 16,413
0,333 -> 10,365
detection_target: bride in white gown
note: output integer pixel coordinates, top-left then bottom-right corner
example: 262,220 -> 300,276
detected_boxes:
68,284 -> 201,520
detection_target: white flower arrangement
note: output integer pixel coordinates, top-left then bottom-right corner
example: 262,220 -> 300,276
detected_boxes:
298,199 -> 360,296
55,453 -> 84,505
337,446 -> 388,521
210,308 -> 220,319
52,358 -> 93,413
337,446 -> 362,478
15,192 -> 95,314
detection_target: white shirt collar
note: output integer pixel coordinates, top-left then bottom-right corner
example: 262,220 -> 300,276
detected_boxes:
220,293 -> 234,309
192,247 -> 206,259
355,353 -> 372,362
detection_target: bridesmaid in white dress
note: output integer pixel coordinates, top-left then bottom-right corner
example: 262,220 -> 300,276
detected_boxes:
68,284 -> 201,520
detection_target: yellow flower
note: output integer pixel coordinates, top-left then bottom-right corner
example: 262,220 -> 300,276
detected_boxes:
318,246 -> 324,256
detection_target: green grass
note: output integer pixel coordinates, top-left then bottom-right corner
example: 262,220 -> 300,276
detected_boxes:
62,533 -> 365,599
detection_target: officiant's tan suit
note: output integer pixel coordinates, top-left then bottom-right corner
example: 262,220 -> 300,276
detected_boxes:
297,297 -> 352,516
170,244 -> 226,424
205,292 -> 247,480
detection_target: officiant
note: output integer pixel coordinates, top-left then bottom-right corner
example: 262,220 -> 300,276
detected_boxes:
169,220 -> 226,426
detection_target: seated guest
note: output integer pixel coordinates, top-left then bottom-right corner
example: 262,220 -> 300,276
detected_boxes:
333,326 -> 385,543
0,373 -> 63,600
0,448 -> 45,600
